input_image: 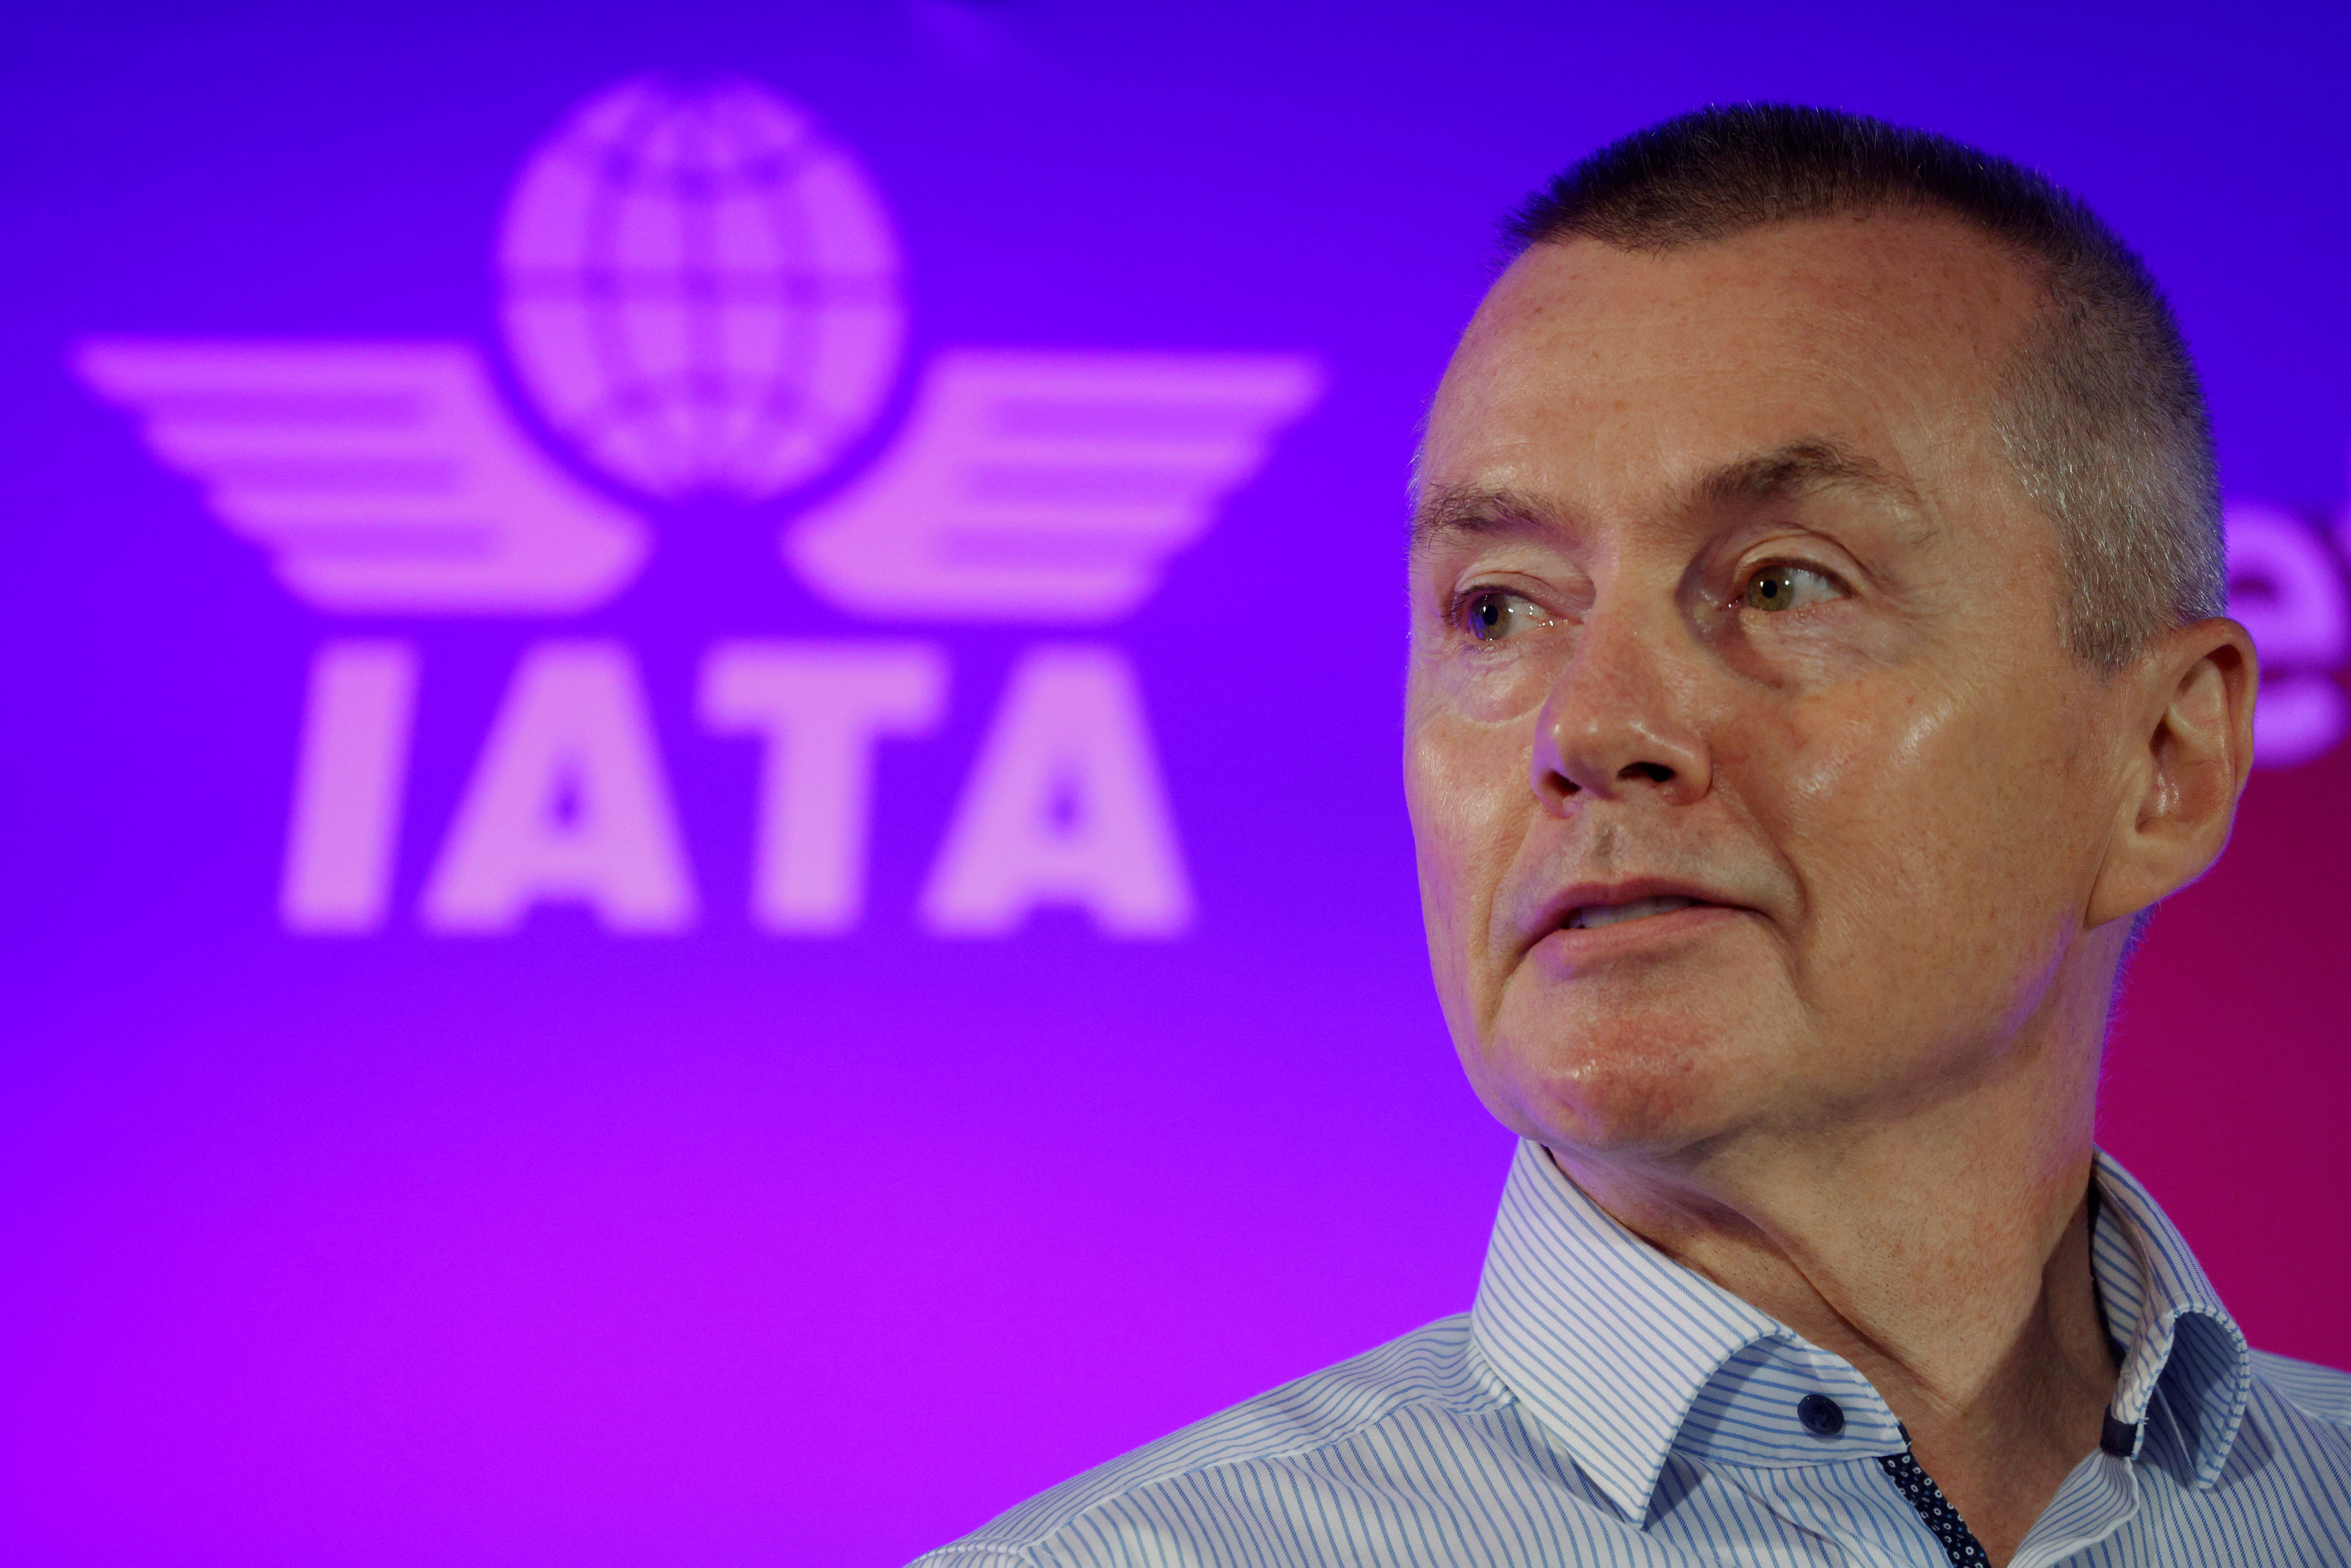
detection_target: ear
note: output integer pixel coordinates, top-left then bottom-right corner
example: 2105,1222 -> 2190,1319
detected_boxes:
2085,617 -> 2259,928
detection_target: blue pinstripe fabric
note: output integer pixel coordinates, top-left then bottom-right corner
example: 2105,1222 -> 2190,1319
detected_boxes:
915,1142 -> 2351,1566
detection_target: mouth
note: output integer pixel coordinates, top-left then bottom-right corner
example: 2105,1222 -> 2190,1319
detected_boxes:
1521,876 -> 1752,956
1562,894 -> 1704,931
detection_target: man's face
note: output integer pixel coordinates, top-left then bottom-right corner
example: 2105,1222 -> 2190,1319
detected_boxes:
1407,216 -> 2138,1162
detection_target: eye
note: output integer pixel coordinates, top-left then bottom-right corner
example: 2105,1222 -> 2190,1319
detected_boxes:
1456,588 -> 1551,642
1740,562 -> 1844,614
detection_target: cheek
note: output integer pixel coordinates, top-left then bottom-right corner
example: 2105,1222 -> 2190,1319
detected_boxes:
1420,632 -> 1571,726
1404,694 -> 1535,967
1773,695 -> 1984,900
1759,680 -> 2098,998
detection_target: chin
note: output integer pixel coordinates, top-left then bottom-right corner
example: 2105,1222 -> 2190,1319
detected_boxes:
1468,987 -> 1778,1158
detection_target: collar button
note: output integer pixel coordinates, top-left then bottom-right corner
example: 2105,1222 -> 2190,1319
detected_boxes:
1797,1393 -> 1846,1438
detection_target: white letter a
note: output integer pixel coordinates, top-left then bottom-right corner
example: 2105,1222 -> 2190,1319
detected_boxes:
422,640 -> 697,933
922,645 -> 1192,937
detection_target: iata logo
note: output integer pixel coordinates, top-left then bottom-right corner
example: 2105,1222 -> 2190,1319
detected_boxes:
74,77 -> 1322,939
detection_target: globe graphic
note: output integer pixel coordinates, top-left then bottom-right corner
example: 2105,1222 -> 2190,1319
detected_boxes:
496,76 -> 905,501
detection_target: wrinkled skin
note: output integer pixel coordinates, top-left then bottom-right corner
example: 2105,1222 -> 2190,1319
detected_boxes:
1405,215 -> 2255,1564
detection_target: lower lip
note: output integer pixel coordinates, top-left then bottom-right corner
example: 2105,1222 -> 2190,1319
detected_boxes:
1532,903 -> 1749,965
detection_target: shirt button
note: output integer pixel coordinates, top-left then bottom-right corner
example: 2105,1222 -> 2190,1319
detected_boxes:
1797,1394 -> 1846,1437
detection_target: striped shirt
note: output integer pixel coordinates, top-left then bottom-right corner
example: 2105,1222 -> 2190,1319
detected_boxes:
915,1141 -> 2351,1566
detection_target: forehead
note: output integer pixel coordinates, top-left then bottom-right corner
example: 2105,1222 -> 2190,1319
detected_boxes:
1421,215 -> 2044,524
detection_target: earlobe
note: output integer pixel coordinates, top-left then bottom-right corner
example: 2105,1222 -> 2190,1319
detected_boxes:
2085,619 -> 2258,929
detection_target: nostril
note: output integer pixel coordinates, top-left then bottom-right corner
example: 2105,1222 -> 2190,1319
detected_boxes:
1621,762 -> 1675,784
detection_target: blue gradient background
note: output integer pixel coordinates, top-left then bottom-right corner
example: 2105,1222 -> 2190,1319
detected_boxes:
4,3 -> 2348,1564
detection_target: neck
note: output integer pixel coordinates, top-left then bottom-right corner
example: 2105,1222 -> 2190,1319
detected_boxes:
1551,953 -> 2121,1566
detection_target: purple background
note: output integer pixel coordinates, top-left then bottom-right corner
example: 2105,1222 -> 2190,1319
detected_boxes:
5,3 -> 2349,1564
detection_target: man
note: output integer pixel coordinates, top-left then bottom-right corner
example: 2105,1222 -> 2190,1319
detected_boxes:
914,105 -> 2351,1567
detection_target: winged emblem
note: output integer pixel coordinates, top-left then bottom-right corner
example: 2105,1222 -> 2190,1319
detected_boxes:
74,340 -> 648,613
786,350 -> 1325,622
72,80 -> 1325,625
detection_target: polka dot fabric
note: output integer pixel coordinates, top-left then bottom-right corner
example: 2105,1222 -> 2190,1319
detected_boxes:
1876,1451 -> 1990,1567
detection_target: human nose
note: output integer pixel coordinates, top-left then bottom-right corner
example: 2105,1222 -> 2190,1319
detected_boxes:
1530,605 -> 1713,811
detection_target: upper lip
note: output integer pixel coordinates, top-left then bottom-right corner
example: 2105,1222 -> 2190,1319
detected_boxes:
1520,875 -> 1753,948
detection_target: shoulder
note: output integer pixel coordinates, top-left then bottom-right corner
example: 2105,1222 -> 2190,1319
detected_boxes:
910,1313 -> 1504,1567
2249,1347 -> 2351,1430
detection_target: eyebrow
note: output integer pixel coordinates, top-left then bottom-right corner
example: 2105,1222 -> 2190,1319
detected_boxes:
1695,438 -> 1922,513
1408,437 -> 1922,559
1407,484 -> 1552,559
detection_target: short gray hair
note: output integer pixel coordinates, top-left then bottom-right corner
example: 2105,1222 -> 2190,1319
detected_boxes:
1503,103 -> 2224,669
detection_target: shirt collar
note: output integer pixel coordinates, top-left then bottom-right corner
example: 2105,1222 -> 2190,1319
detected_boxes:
1469,1141 -> 1886,1520
1469,1140 -> 2256,1520
2088,1150 -> 2252,1488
